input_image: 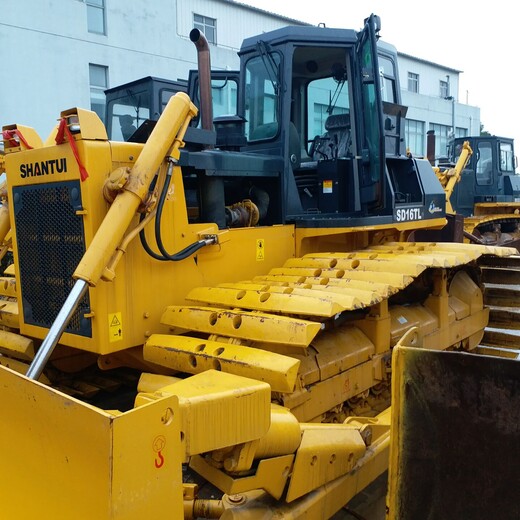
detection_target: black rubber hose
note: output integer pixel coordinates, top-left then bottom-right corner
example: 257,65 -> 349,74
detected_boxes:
139,165 -> 211,261
140,212 -> 210,261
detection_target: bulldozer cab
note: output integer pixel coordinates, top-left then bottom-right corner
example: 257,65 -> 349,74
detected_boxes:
104,76 -> 188,142
447,135 -> 520,216
103,16 -> 446,230
177,14 -> 446,229
236,19 -> 384,216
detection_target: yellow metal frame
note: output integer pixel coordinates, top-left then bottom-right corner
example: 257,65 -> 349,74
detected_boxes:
6,116 -> 296,355
0,364 -> 184,520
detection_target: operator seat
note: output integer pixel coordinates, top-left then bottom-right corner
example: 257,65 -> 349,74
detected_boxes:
312,113 -> 351,161
119,114 -> 137,141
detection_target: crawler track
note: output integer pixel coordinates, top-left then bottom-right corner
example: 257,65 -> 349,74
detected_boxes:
0,242 -> 516,415
140,241 -> 516,422
477,254 -> 520,356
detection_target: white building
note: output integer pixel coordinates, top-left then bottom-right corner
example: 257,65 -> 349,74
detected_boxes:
0,0 -> 479,159
399,53 -> 480,159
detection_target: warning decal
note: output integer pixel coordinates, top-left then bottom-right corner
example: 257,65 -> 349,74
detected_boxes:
256,239 -> 265,261
108,312 -> 123,342
322,180 -> 333,193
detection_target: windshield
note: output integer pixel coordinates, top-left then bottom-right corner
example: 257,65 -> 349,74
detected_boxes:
106,89 -> 151,141
245,52 -> 281,142
476,141 -> 493,185
500,141 -> 515,172
307,76 -> 350,139
191,78 -> 239,128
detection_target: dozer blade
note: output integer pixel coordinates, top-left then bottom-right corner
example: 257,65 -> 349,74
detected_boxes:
0,364 -> 185,519
388,346 -> 520,520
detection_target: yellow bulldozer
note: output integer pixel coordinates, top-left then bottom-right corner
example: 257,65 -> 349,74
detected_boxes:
0,14 -> 519,519
431,135 -> 520,248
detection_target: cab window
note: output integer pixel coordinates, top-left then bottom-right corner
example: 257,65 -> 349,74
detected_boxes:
106,89 -> 150,141
378,55 -> 396,103
245,53 -> 281,142
307,76 -> 350,138
476,141 -> 493,185
500,141 -> 515,172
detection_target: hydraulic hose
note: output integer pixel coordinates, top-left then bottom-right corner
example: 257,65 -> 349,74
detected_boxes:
140,228 -> 213,262
140,158 -> 215,261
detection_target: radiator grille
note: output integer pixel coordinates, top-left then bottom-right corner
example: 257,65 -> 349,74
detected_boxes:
13,181 -> 92,337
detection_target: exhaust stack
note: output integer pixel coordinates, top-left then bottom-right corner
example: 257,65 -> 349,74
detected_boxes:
189,28 -> 226,228
189,28 -> 214,139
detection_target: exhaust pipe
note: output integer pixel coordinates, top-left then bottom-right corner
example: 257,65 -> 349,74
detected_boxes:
426,130 -> 435,165
190,28 -> 226,228
189,28 -> 214,138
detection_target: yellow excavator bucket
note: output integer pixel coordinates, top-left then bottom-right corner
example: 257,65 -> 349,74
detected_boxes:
388,346 -> 520,520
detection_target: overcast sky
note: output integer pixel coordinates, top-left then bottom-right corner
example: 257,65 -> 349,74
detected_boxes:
241,0 -> 520,157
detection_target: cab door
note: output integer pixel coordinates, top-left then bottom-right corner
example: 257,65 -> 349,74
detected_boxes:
355,14 -> 385,208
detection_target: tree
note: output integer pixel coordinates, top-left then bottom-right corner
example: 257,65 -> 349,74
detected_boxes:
480,123 -> 491,136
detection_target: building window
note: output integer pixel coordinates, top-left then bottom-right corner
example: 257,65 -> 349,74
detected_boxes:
86,0 -> 106,35
455,127 -> 468,139
405,119 -> 425,157
407,72 -> 419,93
194,14 -> 216,44
439,80 -> 449,98
429,122 -> 451,159
89,64 -> 108,123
